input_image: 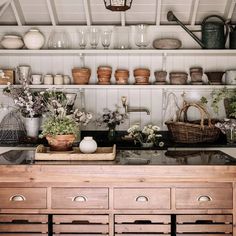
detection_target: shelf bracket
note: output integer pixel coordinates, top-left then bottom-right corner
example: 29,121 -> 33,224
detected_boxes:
190,0 -> 200,26
224,0 -> 236,20
83,0 -> 92,26
162,52 -> 167,71
46,0 -> 58,26
155,0 -> 162,25
121,12 -> 126,26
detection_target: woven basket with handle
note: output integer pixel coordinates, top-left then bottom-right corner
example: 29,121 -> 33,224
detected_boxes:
165,102 -> 220,143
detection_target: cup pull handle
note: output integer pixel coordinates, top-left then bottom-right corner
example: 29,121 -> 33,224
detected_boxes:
72,195 -> 87,202
197,195 -> 212,202
10,194 -> 26,202
136,196 -> 149,202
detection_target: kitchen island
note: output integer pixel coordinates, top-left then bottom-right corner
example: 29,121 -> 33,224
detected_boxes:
0,149 -> 235,235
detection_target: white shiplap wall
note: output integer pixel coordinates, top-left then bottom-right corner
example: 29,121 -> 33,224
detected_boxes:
0,26 -> 235,131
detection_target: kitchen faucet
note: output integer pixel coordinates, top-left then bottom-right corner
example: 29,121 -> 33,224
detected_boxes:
121,96 -> 150,115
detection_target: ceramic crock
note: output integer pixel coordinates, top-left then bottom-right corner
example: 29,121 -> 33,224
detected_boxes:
1,35 -> 24,49
79,136 -> 97,154
23,29 -> 45,50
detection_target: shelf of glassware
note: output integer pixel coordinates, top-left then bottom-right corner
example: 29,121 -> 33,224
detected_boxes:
0,84 -> 235,89
1,49 -> 236,56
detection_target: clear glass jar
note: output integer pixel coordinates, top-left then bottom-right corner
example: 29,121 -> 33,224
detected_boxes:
47,30 -> 71,49
135,24 -> 149,48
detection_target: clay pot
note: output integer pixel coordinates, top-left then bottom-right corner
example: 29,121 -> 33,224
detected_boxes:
154,71 -> 167,83
134,68 -> 150,77
97,66 -> 112,84
46,134 -> 76,151
190,67 -> 203,83
72,67 -> 91,84
169,72 -> 188,85
115,69 -> 129,84
205,71 -> 224,85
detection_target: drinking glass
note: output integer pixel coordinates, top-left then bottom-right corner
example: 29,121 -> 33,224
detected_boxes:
135,24 -> 149,48
78,28 -> 88,49
101,30 -> 112,49
89,27 -> 100,49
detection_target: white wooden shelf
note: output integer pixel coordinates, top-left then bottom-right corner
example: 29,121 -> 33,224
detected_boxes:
0,84 -> 235,89
1,49 -> 236,56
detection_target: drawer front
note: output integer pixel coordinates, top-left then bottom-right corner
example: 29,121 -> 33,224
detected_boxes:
114,188 -> 170,209
176,187 -> 232,209
52,188 -> 108,209
0,188 -> 47,209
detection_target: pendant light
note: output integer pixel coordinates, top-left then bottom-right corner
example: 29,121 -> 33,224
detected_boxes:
103,0 -> 133,11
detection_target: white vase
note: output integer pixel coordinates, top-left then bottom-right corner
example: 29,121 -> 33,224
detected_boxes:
79,136 -> 97,153
23,29 -> 45,50
24,117 -> 40,138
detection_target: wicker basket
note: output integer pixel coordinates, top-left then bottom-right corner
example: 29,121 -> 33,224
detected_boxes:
165,102 -> 220,143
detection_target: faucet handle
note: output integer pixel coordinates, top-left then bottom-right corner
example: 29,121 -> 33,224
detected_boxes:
121,96 -> 127,106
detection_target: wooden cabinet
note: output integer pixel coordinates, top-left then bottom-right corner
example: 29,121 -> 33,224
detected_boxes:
114,188 -> 170,209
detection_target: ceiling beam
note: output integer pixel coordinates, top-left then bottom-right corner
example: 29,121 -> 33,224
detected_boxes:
46,0 -> 58,26
0,0 -> 11,18
121,12 -> 126,26
155,0 -> 162,25
190,0 -> 200,25
83,0 -> 92,26
10,0 -> 25,26
224,0 -> 236,20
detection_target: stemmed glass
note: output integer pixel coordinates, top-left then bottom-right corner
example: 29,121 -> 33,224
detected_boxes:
101,30 -> 112,49
78,28 -> 88,49
89,27 -> 100,49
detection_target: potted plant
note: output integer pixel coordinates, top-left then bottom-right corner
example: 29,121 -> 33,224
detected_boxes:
39,90 -> 92,151
4,82 -> 46,138
201,87 -> 236,118
127,123 -> 162,148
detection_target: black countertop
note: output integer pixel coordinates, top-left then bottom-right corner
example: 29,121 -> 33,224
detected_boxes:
1,149 -> 236,165
0,131 -> 235,149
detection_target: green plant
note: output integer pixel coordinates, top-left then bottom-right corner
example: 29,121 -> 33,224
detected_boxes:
201,88 -> 236,119
39,116 -> 79,138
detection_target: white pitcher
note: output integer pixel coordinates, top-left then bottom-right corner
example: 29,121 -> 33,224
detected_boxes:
224,70 -> 236,85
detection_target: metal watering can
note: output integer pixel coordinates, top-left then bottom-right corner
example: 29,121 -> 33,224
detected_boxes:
227,20 -> 236,49
167,11 -> 229,49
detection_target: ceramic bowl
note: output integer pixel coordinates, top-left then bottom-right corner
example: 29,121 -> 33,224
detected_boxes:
1,35 -> 24,49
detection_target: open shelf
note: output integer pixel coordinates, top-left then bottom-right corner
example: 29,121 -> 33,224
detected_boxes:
0,84 -> 235,89
1,49 -> 236,56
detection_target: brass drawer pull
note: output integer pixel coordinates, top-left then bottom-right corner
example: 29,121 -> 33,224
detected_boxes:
197,195 -> 212,202
72,195 -> 87,202
9,194 -> 26,202
136,196 -> 149,202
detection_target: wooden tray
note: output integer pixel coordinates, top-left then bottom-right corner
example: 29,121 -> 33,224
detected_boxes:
35,145 -> 116,161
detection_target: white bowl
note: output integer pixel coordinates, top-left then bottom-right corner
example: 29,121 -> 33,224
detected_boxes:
1,35 -> 24,49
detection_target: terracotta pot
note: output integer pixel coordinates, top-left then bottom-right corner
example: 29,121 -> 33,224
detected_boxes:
134,68 -> 150,77
72,67 -> 91,84
154,71 -> 167,82
46,134 -> 76,151
205,71 -> 224,85
169,72 -> 188,85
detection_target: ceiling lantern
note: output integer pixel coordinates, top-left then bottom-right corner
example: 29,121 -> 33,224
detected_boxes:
103,0 -> 133,11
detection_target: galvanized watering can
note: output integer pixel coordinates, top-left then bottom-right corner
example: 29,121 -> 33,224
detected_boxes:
167,11 -> 229,49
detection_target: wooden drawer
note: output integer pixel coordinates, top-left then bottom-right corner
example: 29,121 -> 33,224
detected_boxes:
0,214 -> 48,234
0,188 -> 47,209
114,188 -> 170,209
53,215 -> 109,234
176,214 -> 232,234
52,188 -> 108,209
175,187 -> 232,209
115,215 -> 171,234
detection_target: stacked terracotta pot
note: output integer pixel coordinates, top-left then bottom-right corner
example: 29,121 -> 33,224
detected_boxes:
115,69 -> 129,84
190,67 -> 203,84
72,67 -> 91,84
97,66 -> 112,84
133,68 -> 150,84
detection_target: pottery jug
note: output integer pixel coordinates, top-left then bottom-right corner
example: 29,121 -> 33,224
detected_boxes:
31,74 -> 43,85
23,29 -> 45,49
224,70 -> 236,85
43,74 -> 53,85
17,65 -> 31,84
79,136 -> 97,154
54,74 -> 64,85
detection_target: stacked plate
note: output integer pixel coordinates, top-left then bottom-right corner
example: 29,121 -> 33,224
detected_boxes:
133,68 -> 150,85
97,66 -> 112,85
115,69 -> 129,84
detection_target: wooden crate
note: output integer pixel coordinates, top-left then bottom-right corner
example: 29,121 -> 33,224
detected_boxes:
0,214 -> 48,234
53,215 -> 109,235
176,214 -> 232,234
115,215 -> 171,235
35,144 -> 116,161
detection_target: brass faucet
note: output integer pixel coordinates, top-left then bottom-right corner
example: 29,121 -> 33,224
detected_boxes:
121,96 -> 150,115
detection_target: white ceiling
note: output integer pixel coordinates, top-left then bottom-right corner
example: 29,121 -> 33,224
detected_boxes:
0,0 -> 235,26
